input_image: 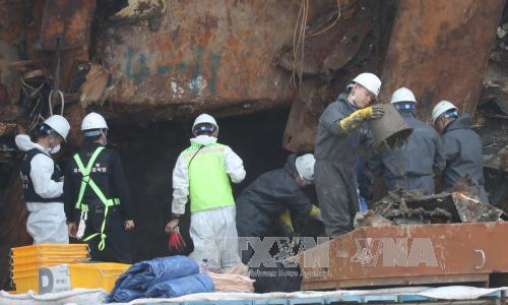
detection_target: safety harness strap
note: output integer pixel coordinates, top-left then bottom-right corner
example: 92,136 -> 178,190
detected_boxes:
74,147 -> 106,209
73,146 -> 119,251
82,205 -> 110,251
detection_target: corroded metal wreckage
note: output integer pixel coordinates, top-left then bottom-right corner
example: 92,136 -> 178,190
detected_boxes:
282,0 -> 504,151
295,186 -> 506,290
0,0 -> 507,291
355,188 -> 505,227
295,222 -> 508,290
2,0 -> 350,290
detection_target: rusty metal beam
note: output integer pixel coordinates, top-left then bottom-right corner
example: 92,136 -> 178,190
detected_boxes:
296,222 -> 508,290
37,0 -> 96,51
302,274 -> 490,290
94,0 -> 333,120
379,0 -> 505,122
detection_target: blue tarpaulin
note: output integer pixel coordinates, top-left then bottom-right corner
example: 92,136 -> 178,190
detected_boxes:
107,256 -> 212,303
145,274 -> 215,298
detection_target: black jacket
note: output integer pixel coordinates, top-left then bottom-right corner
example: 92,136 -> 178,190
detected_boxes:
236,155 -> 313,237
370,111 -> 445,194
314,94 -> 372,165
64,142 -> 133,222
442,113 -> 485,191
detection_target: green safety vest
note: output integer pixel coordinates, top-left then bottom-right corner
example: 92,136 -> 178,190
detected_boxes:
74,146 -> 120,251
182,143 -> 235,213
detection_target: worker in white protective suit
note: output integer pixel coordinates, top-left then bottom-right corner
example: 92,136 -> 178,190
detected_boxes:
165,113 -> 246,270
16,115 -> 71,244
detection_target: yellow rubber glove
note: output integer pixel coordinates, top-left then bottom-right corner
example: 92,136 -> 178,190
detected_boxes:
309,204 -> 322,221
280,210 -> 294,233
339,105 -> 384,133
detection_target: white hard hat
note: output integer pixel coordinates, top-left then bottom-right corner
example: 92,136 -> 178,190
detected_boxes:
391,87 -> 417,104
192,113 -> 218,130
43,115 -> 70,141
295,153 -> 316,182
431,100 -> 457,124
81,112 -> 108,131
352,73 -> 382,98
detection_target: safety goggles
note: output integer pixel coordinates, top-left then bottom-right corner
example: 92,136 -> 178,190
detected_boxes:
84,129 -> 108,137
194,124 -> 217,134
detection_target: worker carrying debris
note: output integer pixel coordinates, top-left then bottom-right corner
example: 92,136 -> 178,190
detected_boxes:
235,153 -> 321,264
65,112 -> 135,263
166,114 -> 246,270
15,115 -> 71,244
314,73 -> 385,237
370,87 -> 445,194
432,101 -> 489,203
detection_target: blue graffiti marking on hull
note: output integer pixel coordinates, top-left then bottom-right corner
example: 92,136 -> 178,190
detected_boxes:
126,47 -> 151,86
126,46 -> 220,96
210,53 -> 221,95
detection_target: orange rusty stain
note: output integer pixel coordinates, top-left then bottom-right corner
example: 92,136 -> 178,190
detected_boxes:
196,14 -> 219,46
176,6 -> 186,19
225,36 -> 241,49
198,29 -> 218,46
94,0 -> 304,116
380,0 -> 503,120
158,36 -> 174,53
67,9 -> 88,43
38,0 -> 95,50
297,222 -> 508,290
256,0 -> 265,15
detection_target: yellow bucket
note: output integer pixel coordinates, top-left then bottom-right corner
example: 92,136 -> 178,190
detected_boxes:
12,274 -> 39,293
11,244 -> 89,257
70,263 -> 131,292
10,244 -> 90,281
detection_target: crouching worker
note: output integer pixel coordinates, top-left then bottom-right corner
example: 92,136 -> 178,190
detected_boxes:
166,114 -> 246,270
16,115 -> 71,244
65,112 -> 134,263
235,153 -> 321,265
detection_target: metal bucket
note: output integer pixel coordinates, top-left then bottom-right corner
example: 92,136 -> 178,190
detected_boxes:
370,103 -> 413,151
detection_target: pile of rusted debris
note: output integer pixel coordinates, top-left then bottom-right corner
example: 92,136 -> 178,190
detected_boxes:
355,186 -> 506,228
475,91 -> 508,211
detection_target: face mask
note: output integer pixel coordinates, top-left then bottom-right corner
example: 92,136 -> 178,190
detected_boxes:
101,132 -> 108,146
45,135 -> 62,154
348,87 -> 362,109
47,144 -> 61,155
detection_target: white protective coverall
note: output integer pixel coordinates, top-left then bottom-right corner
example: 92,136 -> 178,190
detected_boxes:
15,134 -> 68,244
172,135 -> 246,269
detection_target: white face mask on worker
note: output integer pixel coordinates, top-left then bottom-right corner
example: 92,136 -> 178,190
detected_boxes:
47,144 -> 61,154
